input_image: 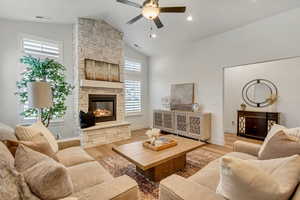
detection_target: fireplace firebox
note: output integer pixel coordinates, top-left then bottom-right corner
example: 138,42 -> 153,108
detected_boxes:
88,94 -> 117,123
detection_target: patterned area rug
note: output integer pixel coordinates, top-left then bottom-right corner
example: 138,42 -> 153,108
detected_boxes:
89,147 -> 223,200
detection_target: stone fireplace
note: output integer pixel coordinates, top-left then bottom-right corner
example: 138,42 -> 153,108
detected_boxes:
74,18 -> 131,148
88,94 -> 116,123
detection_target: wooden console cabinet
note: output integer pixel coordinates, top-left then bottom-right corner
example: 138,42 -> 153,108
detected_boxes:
153,110 -> 211,142
237,111 -> 280,140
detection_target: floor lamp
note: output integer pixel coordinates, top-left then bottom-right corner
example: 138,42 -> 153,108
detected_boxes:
28,81 -> 53,121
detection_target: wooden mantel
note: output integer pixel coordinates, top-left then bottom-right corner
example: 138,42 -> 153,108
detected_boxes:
80,79 -> 123,89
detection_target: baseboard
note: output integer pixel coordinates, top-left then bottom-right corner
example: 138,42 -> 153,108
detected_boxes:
209,138 -> 225,146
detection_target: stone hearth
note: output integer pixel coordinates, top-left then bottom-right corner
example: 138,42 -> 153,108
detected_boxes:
74,18 -> 131,147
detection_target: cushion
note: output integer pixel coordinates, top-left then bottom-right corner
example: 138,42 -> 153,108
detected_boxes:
15,143 -> 49,173
216,155 -> 300,200
160,174 -> 225,200
258,124 -> 286,157
15,121 -> 58,153
56,146 -> 94,167
73,176 -> 139,200
0,122 -> 17,141
285,127 -> 300,138
259,130 -> 300,160
68,161 -> 113,192
260,124 -> 286,149
0,162 -> 40,200
0,141 -> 15,169
15,145 -> 73,200
7,133 -> 58,160
0,142 -> 40,200
189,152 -> 257,191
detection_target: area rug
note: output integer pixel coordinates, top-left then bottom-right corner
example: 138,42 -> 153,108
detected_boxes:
88,147 -> 223,200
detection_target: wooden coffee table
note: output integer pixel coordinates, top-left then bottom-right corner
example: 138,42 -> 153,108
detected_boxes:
112,135 -> 204,182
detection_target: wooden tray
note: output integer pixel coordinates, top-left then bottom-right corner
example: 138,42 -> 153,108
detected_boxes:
143,139 -> 177,151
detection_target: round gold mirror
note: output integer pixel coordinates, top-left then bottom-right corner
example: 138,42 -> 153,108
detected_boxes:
242,79 -> 278,108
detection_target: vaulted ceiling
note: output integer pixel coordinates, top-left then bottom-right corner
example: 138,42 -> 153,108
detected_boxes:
1,0 -> 300,56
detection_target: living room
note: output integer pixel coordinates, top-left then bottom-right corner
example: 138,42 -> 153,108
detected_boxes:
1,1 -> 300,200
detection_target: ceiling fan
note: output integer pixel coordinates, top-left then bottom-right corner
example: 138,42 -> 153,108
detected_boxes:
116,0 -> 186,29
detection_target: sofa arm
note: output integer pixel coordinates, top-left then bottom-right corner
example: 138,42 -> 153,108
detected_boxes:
57,138 -> 81,150
233,141 -> 261,157
160,175 -> 224,200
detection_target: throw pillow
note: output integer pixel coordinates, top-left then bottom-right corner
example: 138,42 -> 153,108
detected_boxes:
6,133 -> 58,161
15,145 -> 73,200
0,162 -> 40,200
0,122 -> 17,141
0,142 -> 40,200
285,127 -> 300,139
258,130 -> 300,160
15,143 -> 49,173
216,155 -> 300,200
0,141 -> 15,169
16,121 -> 58,153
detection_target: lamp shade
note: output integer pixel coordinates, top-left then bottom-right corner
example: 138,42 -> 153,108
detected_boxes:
28,81 -> 53,108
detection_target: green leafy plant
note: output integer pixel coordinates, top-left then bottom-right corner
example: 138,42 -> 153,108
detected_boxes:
16,55 -> 74,127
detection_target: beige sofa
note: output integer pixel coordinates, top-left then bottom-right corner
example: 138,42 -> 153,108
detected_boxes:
0,123 -> 139,200
159,141 -> 300,200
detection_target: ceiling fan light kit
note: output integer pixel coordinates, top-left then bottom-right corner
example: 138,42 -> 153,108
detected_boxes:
116,0 -> 186,29
142,4 -> 160,20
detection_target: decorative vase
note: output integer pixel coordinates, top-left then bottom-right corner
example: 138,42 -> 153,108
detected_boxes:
145,128 -> 161,146
192,103 -> 200,112
240,103 -> 246,111
150,137 -> 156,145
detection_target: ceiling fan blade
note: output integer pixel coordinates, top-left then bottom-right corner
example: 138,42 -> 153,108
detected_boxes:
116,0 -> 142,8
154,17 -> 164,29
127,14 -> 143,24
159,7 -> 186,13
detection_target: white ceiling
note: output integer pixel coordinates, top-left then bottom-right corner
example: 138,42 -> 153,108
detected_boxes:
0,0 -> 300,56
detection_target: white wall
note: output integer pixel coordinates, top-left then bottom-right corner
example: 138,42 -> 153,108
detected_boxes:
0,18 -> 75,138
224,57 -> 300,133
149,7 -> 300,145
124,44 -> 150,130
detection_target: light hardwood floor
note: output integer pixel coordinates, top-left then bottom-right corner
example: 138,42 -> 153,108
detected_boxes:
85,129 -> 262,159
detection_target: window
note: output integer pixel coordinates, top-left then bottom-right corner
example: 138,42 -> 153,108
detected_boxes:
20,35 -> 63,121
22,37 -> 62,60
124,60 -> 142,115
124,60 -> 141,72
125,80 -> 142,114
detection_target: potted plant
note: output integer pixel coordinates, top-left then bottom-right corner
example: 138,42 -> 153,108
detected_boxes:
16,55 -> 74,127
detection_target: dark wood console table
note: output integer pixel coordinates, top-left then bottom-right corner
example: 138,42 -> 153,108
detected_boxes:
237,111 -> 280,141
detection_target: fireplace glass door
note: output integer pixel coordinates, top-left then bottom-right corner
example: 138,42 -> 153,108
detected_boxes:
88,94 -> 116,123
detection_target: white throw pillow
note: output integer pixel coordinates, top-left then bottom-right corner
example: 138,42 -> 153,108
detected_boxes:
259,124 -> 300,159
258,124 -> 286,156
216,155 -> 300,200
15,121 -> 58,153
285,127 -> 300,138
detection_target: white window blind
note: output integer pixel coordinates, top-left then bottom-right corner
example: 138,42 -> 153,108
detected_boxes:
125,80 -> 142,114
20,36 -> 62,121
22,38 -> 60,59
124,60 -> 141,72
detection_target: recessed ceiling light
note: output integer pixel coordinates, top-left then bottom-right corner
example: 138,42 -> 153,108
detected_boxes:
134,44 -> 141,48
150,33 -> 157,39
35,16 -> 51,20
187,15 -> 193,21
